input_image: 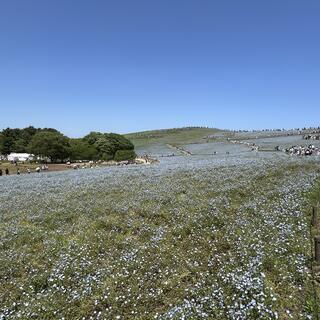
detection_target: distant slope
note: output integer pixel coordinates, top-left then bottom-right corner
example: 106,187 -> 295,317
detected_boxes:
125,127 -> 222,148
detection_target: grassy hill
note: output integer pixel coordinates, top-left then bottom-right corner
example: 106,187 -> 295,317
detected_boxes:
125,127 -> 222,148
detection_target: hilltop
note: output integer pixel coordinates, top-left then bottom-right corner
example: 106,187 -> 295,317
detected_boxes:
125,126 -> 222,148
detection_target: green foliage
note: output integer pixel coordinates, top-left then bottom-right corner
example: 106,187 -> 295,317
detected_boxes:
1,127 -> 136,162
0,126 -> 58,155
69,139 -> 97,161
106,133 -> 134,151
13,138 -> 28,153
28,131 -> 70,162
94,137 -> 115,160
1,136 -> 16,155
83,131 -> 103,145
114,149 -> 136,161
85,132 -> 135,160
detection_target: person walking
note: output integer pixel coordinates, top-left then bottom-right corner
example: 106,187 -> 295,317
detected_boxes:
0,169 -> 2,176
5,168 -> 9,175
17,168 -> 20,175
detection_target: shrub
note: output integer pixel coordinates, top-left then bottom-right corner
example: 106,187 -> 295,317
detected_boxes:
114,149 -> 136,162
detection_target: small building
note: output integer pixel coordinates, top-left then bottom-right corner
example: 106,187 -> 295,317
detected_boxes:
7,153 -> 34,162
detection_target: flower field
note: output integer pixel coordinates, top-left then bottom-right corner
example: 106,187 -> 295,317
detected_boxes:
1,147 -> 320,319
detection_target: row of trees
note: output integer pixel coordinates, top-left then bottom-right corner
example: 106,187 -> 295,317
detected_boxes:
0,126 -> 59,155
0,127 -> 136,162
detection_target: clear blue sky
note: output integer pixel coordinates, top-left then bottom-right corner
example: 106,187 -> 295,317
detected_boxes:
0,0 -> 319,137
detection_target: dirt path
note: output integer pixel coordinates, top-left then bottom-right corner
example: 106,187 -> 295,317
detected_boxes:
167,144 -> 193,155
0,163 -> 72,175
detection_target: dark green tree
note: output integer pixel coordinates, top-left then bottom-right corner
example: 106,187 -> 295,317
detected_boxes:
28,131 -> 70,162
94,137 -> 115,160
93,133 -> 135,160
83,132 -> 103,145
1,136 -> 15,155
0,126 -> 58,154
0,134 -> 4,154
1,128 -> 18,154
13,138 -> 28,153
69,139 -> 98,161
114,149 -> 136,161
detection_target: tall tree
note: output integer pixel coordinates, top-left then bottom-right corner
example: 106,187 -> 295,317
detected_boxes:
28,131 -> 70,162
93,133 -> 135,160
69,139 -> 97,161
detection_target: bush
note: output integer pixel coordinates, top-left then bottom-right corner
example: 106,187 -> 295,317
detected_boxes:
85,132 -> 135,160
69,139 -> 98,161
114,149 -> 136,162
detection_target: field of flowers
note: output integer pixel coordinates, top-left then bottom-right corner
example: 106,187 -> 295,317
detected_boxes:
1,146 -> 320,319
244,135 -> 320,151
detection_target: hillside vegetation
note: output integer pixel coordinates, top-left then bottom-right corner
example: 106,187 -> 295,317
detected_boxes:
125,127 -> 222,148
0,127 -> 136,162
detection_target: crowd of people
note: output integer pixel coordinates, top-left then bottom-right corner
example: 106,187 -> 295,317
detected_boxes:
0,165 -> 49,176
284,144 -> 320,156
0,167 -> 31,176
230,139 -> 259,151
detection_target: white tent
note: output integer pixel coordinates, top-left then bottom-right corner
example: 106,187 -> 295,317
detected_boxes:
7,153 -> 34,162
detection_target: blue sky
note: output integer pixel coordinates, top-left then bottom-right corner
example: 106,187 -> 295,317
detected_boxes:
0,0 -> 319,137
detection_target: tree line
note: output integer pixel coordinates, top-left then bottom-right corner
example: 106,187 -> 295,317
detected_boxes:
0,126 -> 136,162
